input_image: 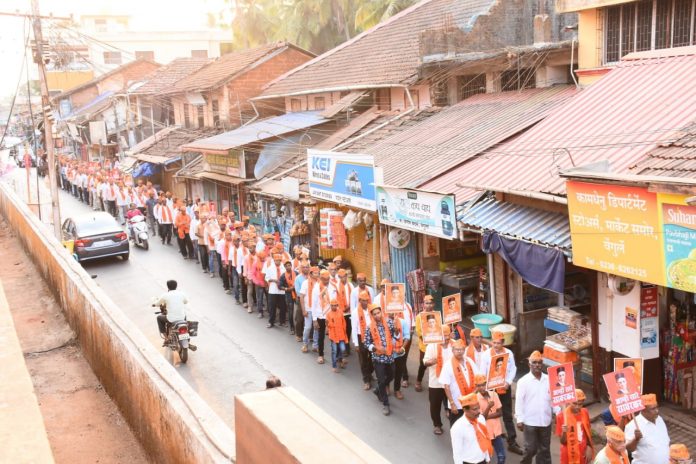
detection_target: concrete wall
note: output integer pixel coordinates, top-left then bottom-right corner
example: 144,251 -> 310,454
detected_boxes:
0,184 -> 235,464
235,387 -> 389,464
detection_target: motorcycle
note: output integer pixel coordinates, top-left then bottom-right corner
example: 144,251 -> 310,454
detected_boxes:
153,303 -> 198,363
129,214 -> 149,250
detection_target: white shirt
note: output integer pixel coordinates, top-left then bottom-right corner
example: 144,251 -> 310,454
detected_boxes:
231,245 -> 247,273
264,262 -> 285,295
624,414 -> 670,464
450,414 -> 490,464
116,188 -> 130,206
311,282 -> 336,321
157,290 -> 188,323
481,347 -> 517,386
438,356 -> 480,409
101,183 -> 118,201
350,305 -> 372,347
300,279 -> 312,314
349,285 -> 374,312
157,204 -> 174,224
514,372 -> 552,427
189,217 -> 199,240
424,342 -> 453,388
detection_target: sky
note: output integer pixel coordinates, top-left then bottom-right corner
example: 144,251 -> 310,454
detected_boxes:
0,0 -> 228,98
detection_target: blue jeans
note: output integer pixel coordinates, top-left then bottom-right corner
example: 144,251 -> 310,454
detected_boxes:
331,340 -> 345,368
492,435 -> 506,464
232,268 -> 241,301
208,250 -> 217,275
302,311 -> 313,345
255,285 -> 265,315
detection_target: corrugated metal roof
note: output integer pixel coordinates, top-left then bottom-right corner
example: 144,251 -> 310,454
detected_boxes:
458,197 -> 571,251
441,53 -> 696,200
629,123 -> 696,177
359,86 -> 576,188
181,111 -> 328,152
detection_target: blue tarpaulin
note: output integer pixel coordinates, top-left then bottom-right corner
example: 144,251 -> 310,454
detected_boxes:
482,231 -> 565,293
132,162 -> 160,178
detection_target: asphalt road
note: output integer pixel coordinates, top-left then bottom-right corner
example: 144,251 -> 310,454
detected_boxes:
2,166 -> 563,463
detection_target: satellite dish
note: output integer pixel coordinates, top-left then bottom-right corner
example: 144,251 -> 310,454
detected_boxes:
388,228 -> 411,249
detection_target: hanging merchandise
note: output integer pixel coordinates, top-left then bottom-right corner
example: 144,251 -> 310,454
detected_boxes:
319,208 -> 346,250
330,211 -> 347,249
304,205 -> 318,222
343,209 -> 359,230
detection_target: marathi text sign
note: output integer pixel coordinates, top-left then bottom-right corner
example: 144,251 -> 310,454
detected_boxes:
549,362 -> 577,407
308,149 -> 376,211
603,367 -> 644,416
376,186 -> 457,239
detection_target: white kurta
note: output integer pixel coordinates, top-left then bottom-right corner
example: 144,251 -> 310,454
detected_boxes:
624,414 -> 670,464
514,372 -> 552,427
450,414 -> 490,464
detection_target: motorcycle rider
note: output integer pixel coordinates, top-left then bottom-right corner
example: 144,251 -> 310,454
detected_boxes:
126,202 -> 144,241
156,280 -> 188,345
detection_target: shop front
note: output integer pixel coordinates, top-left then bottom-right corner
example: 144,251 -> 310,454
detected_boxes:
565,176 -> 696,405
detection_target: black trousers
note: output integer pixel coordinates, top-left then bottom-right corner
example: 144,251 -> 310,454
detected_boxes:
417,349 -> 427,382
105,200 -> 117,217
182,235 -> 194,258
157,314 -> 168,335
499,387 -> 517,443
220,264 -> 231,290
198,244 -> 208,271
316,318 -> 326,356
293,298 -> 303,335
428,387 -> 448,427
268,293 -> 286,325
159,223 -> 172,244
343,314 -> 352,354
374,361 -> 394,406
393,355 -> 407,392
358,338 -> 374,384
521,424 -> 552,464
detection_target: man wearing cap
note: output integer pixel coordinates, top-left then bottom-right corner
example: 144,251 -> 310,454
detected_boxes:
335,269 -> 354,355
482,331 -> 521,455
390,310 -> 411,400
374,278 -> 414,388
278,258 -> 296,334
349,272 -> 374,315
423,324 -> 454,435
439,338 -> 481,426
243,245 -> 258,313
364,304 -> 401,416
466,328 -> 490,373
264,253 -> 287,329
300,266 -> 319,353
624,393 -> 670,464
593,426 -> 629,464
415,294 -> 437,393
450,392 -> 493,464
326,298 -> 348,372
311,269 -> 336,364
351,290 -> 374,390
293,260 -> 310,342
250,250 -> 267,318
332,254 -> 351,274
515,350 -> 553,464
670,444 -> 691,464
475,373 -> 506,464
557,389 -> 594,464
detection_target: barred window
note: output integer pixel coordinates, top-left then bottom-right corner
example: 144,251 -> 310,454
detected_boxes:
501,68 -> 536,91
457,74 -> 486,101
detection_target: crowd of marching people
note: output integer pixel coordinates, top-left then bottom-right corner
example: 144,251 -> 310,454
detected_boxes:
58,156 -> 694,464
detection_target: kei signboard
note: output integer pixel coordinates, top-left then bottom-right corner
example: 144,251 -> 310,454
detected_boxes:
307,149 -> 376,211
376,186 -> 457,239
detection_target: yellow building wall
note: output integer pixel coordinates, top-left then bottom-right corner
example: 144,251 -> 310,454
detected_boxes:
46,71 -> 95,94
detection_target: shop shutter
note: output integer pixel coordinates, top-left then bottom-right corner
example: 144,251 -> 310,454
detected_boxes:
388,229 -> 418,306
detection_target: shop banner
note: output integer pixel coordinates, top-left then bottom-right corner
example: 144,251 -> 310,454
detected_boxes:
486,352 -> 509,391
549,362 -> 577,407
603,367 -> 644,416
663,203 -> 696,292
385,283 -> 406,314
420,311 -> 445,344
307,149 -> 376,211
640,286 -> 658,350
442,293 -> 462,324
613,358 -> 643,393
376,186 -> 457,239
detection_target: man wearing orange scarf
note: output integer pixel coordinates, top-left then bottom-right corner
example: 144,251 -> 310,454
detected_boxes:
475,374 -> 506,463
439,339 -> 481,426
466,328 -> 490,372
326,298 -> 348,373
515,350 -> 553,464
451,392 -> 492,464
593,426 -> 629,464
557,389 -> 594,464
423,324 -> 453,435
364,303 -> 401,416
335,269 -> 354,355
351,290 -> 374,390
175,206 -> 194,260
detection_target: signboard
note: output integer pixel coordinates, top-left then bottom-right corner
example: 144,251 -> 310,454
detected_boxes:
486,352 -> 509,390
385,283 -> 405,314
614,358 -> 643,393
420,311 -> 444,344
442,293 -> 462,325
603,367 -> 644,416
307,149 -> 376,211
566,180 -> 696,291
204,150 -> 242,177
376,186 -> 457,239
549,362 -> 577,407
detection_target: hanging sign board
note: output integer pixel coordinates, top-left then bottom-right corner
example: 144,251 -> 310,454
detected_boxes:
376,186 -> 457,239
307,149 -> 376,211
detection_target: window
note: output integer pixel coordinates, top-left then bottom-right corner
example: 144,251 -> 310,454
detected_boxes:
103,51 -> 122,65
313,97 -> 325,110
604,0 -> 696,63
197,106 -> 205,128
135,51 -> 154,61
183,103 -> 191,128
500,68 -> 536,91
212,100 -> 220,126
191,50 -> 208,58
290,98 -> 302,112
457,74 -> 486,101
375,88 -> 391,110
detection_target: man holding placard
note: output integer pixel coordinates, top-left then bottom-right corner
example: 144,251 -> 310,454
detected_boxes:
439,339 -> 480,426
556,389 -> 594,464
624,394 -> 670,464
423,324 -> 453,435
475,374 -> 506,464
549,363 -> 578,408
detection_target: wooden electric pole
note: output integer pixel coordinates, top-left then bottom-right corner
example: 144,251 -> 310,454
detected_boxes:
30,0 -> 61,237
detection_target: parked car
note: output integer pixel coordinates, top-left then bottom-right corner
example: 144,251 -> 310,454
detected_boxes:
62,212 -> 129,263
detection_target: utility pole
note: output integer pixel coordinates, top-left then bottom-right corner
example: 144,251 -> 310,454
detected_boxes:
30,0 -> 61,238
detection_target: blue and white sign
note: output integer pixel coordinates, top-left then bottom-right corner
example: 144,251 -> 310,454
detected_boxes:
307,149 -> 376,211
377,186 -> 457,239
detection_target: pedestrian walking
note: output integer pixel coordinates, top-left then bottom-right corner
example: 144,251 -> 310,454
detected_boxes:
450,392 -> 493,464
624,394 -> 670,464
326,298 -> 348,372
364,304 -> 400,416
439,338 -> 480,426
423,324 -> 453,435
515,350 -> 553,464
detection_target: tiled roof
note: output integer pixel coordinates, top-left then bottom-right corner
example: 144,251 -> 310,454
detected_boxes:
260,0 -> 497,97
629,123 -> 696,178
164,42 -> 305,94
132,58 -> 211,95
52,59 -> 160,100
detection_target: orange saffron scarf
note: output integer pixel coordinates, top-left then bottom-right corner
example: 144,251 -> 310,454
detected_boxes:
468,417 -> 493,457
452,356 -> 475,396
603,445 -> 629,464
369,315 -> 393,356
358,305 -> 368,340
436,344 -> 444,377
466,343 -> 488,363
564,407 -> 594,464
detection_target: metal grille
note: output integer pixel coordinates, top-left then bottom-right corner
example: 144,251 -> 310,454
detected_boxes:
605,6 -> 621,63
636,0 -> 653,51
501,68 -> 536,92
655,0 -> 673,49
457,74 -> 486,101
674,0 -> 694,47
621,3 -> 636,56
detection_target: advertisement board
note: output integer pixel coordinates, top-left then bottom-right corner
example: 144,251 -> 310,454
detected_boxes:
376,186 -> 457,239
307,149 -> 376,211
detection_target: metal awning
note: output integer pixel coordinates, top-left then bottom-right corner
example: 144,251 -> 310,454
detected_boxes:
458,197 -> 571,252
134,153 -> 182,164
195,171 -> 247,185
181,111 -> 328,153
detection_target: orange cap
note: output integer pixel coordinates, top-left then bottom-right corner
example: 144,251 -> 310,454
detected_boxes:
330,298 -> 339,305
424,295 -> 434,302
358,291 -> 371,300
310,266 -> 320,273
492,331 -> 505,341
459,393 -> 479,407
606,425 -> 625,442
451,339 -> 466,349
470,328 -> 482,337
528,350 -> 543,362
333,255 -> 342,261
670,444 -> 690,460
474,374 -> 487,385
368,303 -> 381,312
442,325 -> 451,335
641,393 -> 657,406
337,269 -> 347,277
575,389 -> 586,401
319,269 -> 330,278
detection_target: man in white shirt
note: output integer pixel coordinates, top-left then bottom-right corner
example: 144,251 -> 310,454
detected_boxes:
515,350 -> 553,464
624,393 -> 670,464
189,210 -> 200,264
101,178 -> 118,218
439,339 -> 481,426
481,331 -> 522,455
424,325 -> 453,435
156,198 -> 174,245
299,266 -> 319,353
349,272 -> 374,313
264,253 -> 286,329
116,184 -> 130,224
450,392 -> 492,464
311,269 -> 336,364
155,280 -> 188,342
351,290 -> 374,390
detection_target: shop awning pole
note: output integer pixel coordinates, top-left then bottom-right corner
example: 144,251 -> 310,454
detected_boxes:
372,223 -> 378,289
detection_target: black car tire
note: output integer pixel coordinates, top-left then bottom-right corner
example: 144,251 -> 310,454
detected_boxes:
122,253 -> 130,261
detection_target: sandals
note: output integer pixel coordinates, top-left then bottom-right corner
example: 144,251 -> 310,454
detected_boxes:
414,382 -> 423,392
317,356 -> 325,364
434,426 -> 443,435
